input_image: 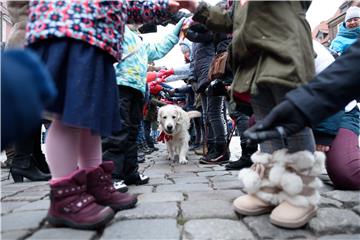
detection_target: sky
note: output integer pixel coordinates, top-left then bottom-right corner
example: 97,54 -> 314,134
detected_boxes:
143,0 -> 346,69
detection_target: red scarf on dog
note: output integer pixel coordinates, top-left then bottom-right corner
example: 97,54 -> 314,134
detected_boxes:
157,131 -> 173,143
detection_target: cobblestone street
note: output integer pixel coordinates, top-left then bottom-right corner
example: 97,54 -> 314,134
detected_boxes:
1,137 -> 360,239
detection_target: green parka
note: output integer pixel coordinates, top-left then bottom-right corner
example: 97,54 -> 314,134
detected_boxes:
193,1 -> 315,95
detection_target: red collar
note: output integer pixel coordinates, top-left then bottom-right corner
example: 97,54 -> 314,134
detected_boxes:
157,131 -> 173,143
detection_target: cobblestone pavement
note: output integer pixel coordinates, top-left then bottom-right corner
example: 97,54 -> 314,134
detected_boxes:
1,137 -> 360,239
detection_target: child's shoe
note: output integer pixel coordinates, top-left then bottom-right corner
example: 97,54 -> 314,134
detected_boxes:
87,162 -> 137,212
47,169 -> 114,230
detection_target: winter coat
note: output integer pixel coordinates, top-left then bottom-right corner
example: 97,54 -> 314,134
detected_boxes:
5,1 -> 28,49
193,1 -> 315,95
192,42 -> 215,93
330,23 -> 360,55
286,39 -> 360,128
115,26 -> 179,95
26,0 -> 170,61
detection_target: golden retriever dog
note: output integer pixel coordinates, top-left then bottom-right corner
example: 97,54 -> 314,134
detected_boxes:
157,105 -> 201,164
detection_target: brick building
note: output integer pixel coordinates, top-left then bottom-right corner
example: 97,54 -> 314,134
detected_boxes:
313,0 -> 360,46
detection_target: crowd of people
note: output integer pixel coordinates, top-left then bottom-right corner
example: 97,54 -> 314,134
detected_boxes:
1,0 -> 359,231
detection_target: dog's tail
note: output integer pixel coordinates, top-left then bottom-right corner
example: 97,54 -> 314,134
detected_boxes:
187,110 -> 202,119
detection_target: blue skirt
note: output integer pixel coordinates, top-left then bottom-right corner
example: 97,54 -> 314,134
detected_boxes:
28,38 -> 121,136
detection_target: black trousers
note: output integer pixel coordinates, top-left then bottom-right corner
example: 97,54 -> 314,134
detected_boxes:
102,86 -> 144,180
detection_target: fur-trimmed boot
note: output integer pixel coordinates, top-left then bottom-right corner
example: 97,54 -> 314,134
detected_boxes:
47,170 -> 115,230
234,152 -> 280,216
268,150 -> 325,229
87,162 -> 137,212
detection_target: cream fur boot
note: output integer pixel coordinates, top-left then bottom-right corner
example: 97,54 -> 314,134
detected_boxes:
234,152 -> 280,216
268,150 -> 325,229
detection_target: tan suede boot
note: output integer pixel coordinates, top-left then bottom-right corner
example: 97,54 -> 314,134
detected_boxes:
234,152 -> 280,216
268,150 -> 325,229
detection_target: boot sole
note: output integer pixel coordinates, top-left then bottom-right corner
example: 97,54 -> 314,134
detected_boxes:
199,159 -> 229,165
47,211 -> 115,230
110,198 -> 138,212
270,207 -> 317,229
234,205 -> 274,216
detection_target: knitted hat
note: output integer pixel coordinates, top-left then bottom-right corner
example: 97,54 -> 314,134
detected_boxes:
345,6 -> 360,22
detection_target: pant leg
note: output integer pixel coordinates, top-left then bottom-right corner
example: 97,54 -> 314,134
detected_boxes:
326,128 -> 360,190
102,86 -> 134,179
123,91 -> 144,179
207,96 -> 227,144
144,120 -> 154,147
251,83 -> 315,153
201,94 -> 214,145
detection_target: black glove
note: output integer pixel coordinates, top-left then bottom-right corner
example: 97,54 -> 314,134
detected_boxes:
243,100 -> 309,144
206,79 -> 228,97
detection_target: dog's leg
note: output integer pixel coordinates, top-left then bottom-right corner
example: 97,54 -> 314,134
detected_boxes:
178,141 -> 189,164
167,142 -> 175,161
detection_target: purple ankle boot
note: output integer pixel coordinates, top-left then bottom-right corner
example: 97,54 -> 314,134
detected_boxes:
87,162 -> 137,212
47,169 -> 114,230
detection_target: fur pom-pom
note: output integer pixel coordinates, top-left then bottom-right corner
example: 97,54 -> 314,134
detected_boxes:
288,150 -> 315,171
272,149 -> 288,165
280,172 -> 303,196
310,151 -> 326,175
268,164 -> 285,185
238,168 -> 261,193
251,152 -> 271,164
256,191 -> 279,205
308,178 -> 323,190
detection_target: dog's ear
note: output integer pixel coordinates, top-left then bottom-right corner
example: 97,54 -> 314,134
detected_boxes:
157,107 -> 163,124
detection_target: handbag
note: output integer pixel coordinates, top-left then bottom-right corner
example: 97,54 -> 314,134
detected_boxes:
208,51 -> 229,81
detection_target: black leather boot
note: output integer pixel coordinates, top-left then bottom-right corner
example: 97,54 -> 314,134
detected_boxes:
200,143 -> 229,164
225,143 -> 257,170
10,155 -> 51,182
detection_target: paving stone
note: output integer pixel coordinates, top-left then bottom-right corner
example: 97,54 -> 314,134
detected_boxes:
146,177 -> 173,185
186,190 -> 244,202
115,202 -> 178,220
197,171 -> 230,177
319,196 -> 343,208
182,200 -> 237,220
309,208 -> 360,234
28,228 -> 96,239
167,172 -> 197,178
243,215 -> 314,239
322,191 -> 360,206
156,183 -> 210,192
353,205 -> 360,215
1,230 -> 30,240
318,234 -> 360,239
172,176 -> 209,184
210,175 -> 238,183
183,219 -> 254,240
128,185 -> 153,195
1,201 -> 29,214
173,164 -> 209,173
1,210 -> 47,231
102,219 -> 180,240
13,199 -> 49,212
3,190 -> 48,202
138,192 -> 184,203
212,181 -> 242,190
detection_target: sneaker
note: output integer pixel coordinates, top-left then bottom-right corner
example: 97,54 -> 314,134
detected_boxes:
137,153 -> 146,163
113,180 -> 128,193
124,173 -> 150,186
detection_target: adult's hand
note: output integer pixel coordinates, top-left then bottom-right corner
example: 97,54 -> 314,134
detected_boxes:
169,0 -> 198,13
243,100 -> 309,144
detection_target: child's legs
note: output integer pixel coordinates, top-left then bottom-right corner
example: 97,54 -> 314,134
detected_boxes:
251,84 -> 315,153
326,128 -> 360,190
45,119 -> 80,179
78,129 -> 102,169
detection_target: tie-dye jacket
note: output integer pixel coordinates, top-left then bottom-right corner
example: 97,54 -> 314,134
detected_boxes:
26,0 -> 170,61
114,26 -> 179,95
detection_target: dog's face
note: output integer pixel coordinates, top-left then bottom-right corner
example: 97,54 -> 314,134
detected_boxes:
158,105 -> 183,136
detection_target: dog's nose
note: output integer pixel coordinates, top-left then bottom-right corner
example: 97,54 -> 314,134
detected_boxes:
166,125 -> 173,131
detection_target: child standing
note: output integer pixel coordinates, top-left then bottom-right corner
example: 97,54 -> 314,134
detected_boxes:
25,0 -> 187,230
